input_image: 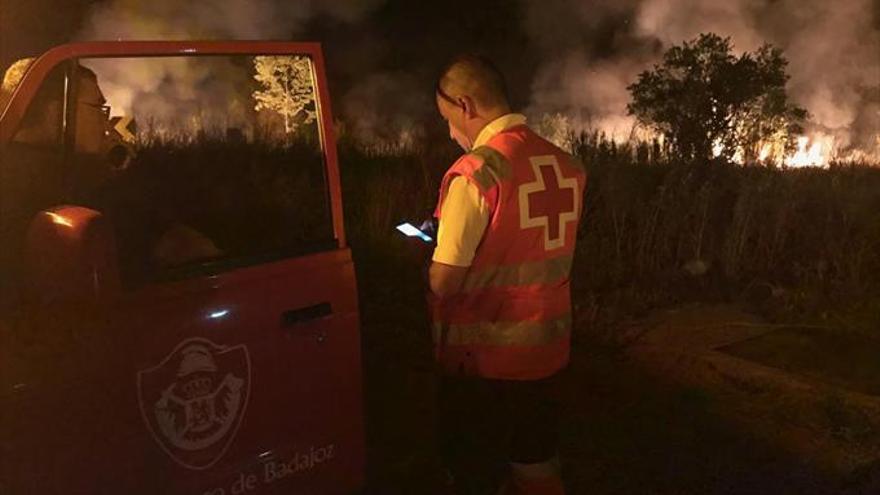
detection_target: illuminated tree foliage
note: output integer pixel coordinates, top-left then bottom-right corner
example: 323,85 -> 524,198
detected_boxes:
627,33 -> 807,163
253,56 -> 317,134
0,58 -> 35,112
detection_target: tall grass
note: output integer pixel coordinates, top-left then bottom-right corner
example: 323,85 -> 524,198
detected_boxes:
337,131 -> 880,339
119,131 -> 880,339
337,136 -> 455,251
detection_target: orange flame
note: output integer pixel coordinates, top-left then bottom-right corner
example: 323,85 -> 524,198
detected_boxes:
784,135 -> 833,168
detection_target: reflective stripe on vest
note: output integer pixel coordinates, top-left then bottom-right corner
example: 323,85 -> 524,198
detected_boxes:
433,313 -> 571,346
462,255 -> 573,291
468,146 -> 511,190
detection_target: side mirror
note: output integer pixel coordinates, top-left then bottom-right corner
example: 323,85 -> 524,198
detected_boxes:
23,206 -> 120,307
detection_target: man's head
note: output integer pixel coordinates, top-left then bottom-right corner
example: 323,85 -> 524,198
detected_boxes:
13,64 -> 109,155
436,54 -> 511,151
11,63 -> 123,201
72,67 -> 110,155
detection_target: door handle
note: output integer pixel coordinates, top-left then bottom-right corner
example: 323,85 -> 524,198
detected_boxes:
281,302 -> 332,327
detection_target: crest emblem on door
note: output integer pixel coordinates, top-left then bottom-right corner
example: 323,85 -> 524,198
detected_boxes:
137,337 -> 251,470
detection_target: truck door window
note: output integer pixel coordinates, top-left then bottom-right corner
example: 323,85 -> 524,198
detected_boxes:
76,55 -> 334,287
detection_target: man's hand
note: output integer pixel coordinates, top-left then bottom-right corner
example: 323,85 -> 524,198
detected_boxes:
429,261 -> 468,297
419,217 -> 438,239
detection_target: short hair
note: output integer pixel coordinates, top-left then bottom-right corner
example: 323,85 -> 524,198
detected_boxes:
436,54 -> 510,111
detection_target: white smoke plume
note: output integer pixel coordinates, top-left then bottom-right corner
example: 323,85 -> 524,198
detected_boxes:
339,71 -> 430,147
526,0 -> 880,158
70,0 -> 878,155
76,0 -> 388,141
524,0 -> 648,141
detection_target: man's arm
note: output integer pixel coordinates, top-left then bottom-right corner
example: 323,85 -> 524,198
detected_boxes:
429,261 -> 469,297
429,176 -> 490,297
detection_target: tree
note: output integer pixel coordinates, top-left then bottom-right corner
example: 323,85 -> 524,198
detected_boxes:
627,33 -> 807,163
0,58 -> 35,112
253,56 -> 317,134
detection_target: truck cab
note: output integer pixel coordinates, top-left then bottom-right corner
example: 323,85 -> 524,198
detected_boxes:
0,42 -> 364,494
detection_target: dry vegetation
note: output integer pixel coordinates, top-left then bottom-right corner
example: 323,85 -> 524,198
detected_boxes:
339,131 -> 880,342
333,131 -> 880,493
121,131 -> 880,341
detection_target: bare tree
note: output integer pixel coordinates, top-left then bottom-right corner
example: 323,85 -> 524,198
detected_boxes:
253,56 -> 317,134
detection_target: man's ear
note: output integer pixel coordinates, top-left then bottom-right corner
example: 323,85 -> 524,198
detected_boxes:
458,95 -> 478,119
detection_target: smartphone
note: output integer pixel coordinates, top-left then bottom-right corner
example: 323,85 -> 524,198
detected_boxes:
396,222 -> 433,243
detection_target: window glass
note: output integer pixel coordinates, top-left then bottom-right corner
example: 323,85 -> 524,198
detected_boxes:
75,55 -> 333,287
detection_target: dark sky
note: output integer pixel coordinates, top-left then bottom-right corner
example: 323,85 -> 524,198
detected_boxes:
1,0 -> 97,69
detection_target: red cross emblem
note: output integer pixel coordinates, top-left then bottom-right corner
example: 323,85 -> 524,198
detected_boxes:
518,155 -> 579,251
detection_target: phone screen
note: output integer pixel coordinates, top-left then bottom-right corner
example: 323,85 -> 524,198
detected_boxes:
396,222 -> 433,243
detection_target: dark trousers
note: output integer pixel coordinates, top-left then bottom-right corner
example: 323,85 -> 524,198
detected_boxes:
436,372 -> 562,495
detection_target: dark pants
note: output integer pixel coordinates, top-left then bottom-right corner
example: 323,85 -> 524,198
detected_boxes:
437,372 -> 562,495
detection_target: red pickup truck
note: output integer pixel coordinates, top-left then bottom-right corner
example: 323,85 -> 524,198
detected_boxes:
0,42 -> 364,494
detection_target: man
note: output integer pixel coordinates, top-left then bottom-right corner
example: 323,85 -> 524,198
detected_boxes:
1,63 -> 113,305
429,54 -> 586,495
2,61 -> 219,291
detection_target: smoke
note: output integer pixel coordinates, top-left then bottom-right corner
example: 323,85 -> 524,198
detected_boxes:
525,0 -> 880,156
523,0 -> 649,141
81,56 -> 256,137
529,53 -> 652,141
765,0 -> 880,153
78,0 -> 381,40
634,0 -> 765,50
339,72 -> 430,146
76,0 -> 389,141
69,0 -> 878,154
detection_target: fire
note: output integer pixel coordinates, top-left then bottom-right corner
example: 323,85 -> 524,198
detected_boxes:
784,135 -> 833,168
672,131 -> 835,168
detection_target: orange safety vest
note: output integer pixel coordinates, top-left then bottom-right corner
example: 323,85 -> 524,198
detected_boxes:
431,125 -> 586,380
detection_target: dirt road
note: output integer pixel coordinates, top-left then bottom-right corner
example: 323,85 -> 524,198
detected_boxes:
355,251 -> 879,494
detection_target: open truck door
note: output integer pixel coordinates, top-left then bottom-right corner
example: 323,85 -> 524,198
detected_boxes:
0,42 -> 363,494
